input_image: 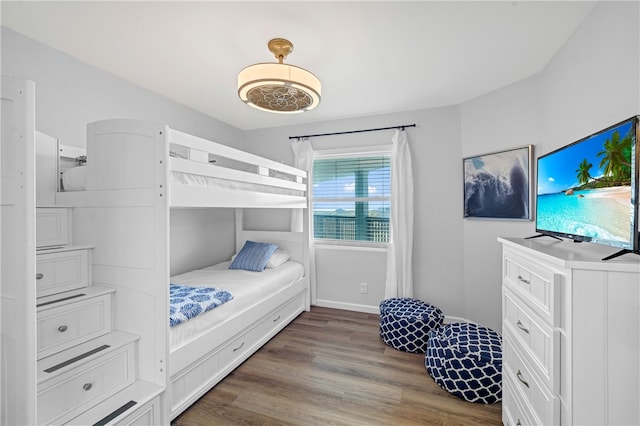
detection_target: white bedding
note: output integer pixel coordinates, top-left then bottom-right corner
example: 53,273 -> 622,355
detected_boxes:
170,171 -> 303,197
61,165 -> 87,191
59,167 -> 303,197
169,260 -> 304,352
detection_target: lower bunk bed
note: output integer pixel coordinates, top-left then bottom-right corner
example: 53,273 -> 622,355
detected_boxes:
43,118 -> 311,422
168,230 -> 309,420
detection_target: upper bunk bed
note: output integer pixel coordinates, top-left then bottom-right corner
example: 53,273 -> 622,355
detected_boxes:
47,118 -> 310,421
55,118 -> 307,209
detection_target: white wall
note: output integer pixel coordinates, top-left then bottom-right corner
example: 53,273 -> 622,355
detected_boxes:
169,208 -> 235,276
460,1 -> 639,330
244,107 -> 465,315
1,27 -> 242,151
1,27 -> 242,273
2,1 -> 637,329
243,1 -> 639,329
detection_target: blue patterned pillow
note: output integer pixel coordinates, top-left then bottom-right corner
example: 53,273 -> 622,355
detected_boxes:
229,240 -> 278,272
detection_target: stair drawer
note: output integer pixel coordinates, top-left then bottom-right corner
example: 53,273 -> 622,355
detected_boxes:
37,292 -> 113,359
36,207 -> 71,249
37,339 -> 136,425
116,393 -> 162,426
36,248 -> 91,297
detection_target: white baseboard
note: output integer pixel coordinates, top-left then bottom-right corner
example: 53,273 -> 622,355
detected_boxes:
312,301 -> 476,324
313,299 -> 380,314
444,315 -> 473,324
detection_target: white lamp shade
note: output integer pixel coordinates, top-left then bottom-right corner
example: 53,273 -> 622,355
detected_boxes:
238,62 -> 321,113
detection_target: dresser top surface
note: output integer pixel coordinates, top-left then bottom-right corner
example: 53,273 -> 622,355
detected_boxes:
498,236 -> 640,273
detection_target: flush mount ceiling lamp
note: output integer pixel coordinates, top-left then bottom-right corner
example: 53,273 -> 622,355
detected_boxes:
238,38 -> 321,114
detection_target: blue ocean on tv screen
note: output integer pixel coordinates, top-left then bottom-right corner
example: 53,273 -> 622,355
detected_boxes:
537,189 -> 633,246
536,118 -> 636,248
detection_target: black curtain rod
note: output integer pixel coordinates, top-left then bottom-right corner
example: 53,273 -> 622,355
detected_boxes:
288,123 -> 416,140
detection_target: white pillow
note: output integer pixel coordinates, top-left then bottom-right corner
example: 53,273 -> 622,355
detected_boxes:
62,165 -> 87,191
266,249 -> 291,268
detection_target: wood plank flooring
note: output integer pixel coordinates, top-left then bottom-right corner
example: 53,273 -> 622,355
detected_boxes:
171,307 -> 502,426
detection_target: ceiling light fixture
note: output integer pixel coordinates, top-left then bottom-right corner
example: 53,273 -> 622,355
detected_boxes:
238,38 -> 321,114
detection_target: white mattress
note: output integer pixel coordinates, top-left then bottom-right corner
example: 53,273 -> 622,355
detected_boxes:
59,167 -> 303,197
169,260 -> 304,352
170,171 -> 303,197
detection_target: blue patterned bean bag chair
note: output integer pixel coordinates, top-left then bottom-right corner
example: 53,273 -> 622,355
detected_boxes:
379,298 -> 444,353
425,322 -> 502,404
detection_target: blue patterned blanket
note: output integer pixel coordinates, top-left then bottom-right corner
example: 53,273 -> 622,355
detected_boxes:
169,283 -> 234,327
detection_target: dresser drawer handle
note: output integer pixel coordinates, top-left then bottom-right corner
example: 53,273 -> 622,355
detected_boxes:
36,273 -> 44,280
82,383 -> 93,391
273,315 -> 281,323
516,419 -> 522,426
233,342 -> 245,352
57,325 -> 68,333
516,320 -> 529,334
517,275 -> 530,284
516,370 -> 530,388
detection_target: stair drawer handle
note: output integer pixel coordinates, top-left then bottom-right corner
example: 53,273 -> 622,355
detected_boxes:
517,275 -> 530,285
82,383 -> 93,391
273,315 -> 281,323
516,370 -> 530,388
516,320 -> 530,334
36,273 -> 44,280
57,325 -> 68,333
233,342 -> 245,352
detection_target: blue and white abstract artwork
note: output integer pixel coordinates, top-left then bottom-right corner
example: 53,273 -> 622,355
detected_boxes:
463,146 -> 532,220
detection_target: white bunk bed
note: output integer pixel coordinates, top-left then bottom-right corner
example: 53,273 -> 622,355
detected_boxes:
54,119 -> 310,421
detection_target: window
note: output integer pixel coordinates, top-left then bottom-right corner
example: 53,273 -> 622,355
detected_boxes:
312,153 -> 391,244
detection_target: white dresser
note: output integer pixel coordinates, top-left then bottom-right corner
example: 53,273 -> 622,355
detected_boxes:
499,237 -> 640,426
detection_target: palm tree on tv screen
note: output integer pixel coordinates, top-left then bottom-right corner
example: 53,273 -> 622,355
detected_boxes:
597,130 -> 633,182
575,158 -> 593,185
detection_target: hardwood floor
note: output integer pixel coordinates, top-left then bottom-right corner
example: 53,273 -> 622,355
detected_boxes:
172,307 -> 502,426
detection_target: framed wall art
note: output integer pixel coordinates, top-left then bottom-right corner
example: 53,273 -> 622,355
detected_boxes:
463,145 -> 533,220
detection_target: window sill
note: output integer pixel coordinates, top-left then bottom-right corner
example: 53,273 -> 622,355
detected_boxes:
313,241 -> 388,252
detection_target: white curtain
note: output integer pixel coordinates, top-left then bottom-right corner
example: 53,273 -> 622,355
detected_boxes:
291,138 -> 317,304
384,129 -> 414,299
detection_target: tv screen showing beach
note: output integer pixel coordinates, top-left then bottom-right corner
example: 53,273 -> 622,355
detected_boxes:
536,118 -> 637,249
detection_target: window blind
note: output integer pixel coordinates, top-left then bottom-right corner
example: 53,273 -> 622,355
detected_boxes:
312,155 -> 391,243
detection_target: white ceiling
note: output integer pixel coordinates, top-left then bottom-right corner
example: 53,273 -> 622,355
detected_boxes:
1,1 -> 596,131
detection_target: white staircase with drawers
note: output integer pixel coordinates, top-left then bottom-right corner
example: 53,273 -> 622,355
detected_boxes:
3,76 -> 167,425
35,206 -> 162,425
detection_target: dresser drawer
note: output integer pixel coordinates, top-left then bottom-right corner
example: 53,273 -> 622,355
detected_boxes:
37,337 -> 136,425
37,292 -> 113,360
503,331 -> 559,426
503,287 -> 558,391
36,248 -> 91,297
36,207 -> 71,249
503,371 -> 535,426
503,249 -> 559,324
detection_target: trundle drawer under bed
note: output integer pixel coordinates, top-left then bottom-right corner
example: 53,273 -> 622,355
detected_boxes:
170,287 -> 306,418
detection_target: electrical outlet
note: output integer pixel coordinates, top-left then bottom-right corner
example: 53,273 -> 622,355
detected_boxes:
360,282 -> 368,294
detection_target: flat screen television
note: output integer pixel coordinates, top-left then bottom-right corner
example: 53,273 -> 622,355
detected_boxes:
533,116 -> 639,260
